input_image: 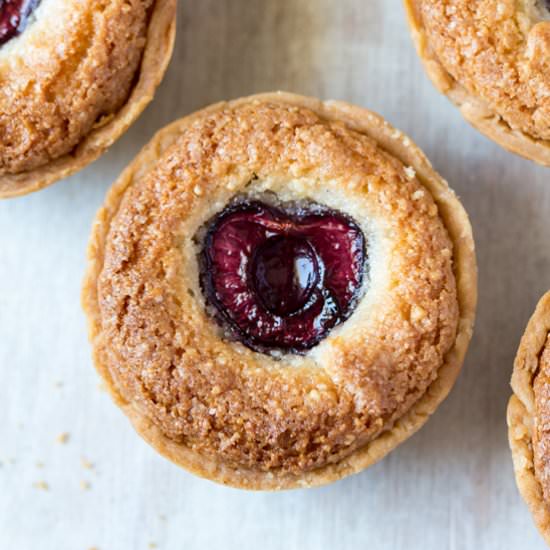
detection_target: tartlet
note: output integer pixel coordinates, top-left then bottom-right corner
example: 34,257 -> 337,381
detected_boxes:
404,0 -> 550,166
83,92 -> 477,490
509,291 -> 550,544
0,0 -> 176,199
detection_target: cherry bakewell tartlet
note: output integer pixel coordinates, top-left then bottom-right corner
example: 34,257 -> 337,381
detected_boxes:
404,0 -> 550,166
0,0 -> 176,199
509,292 -> 550,544
83,92 -> 477,490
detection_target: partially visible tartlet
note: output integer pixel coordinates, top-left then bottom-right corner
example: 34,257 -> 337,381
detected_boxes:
0,0 -> 176,199
83,92 -> 477,490
509,292 -> 550,544
404,0 -> 550,166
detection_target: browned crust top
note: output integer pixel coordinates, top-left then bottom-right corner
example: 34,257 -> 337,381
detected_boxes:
0,0 -> 176,198
83,93 -> 477,489
405,0 -> 550,165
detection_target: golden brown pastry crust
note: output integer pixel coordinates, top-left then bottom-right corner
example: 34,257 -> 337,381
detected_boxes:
509,292 -> 550,544
83,92 -> 477,490
404,0 -> 550,166
0,0 -> 176,199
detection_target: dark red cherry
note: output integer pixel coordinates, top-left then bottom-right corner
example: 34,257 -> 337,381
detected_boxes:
253,236 -> 319,316
0,0 -> 40,47
200,200 -> 366,354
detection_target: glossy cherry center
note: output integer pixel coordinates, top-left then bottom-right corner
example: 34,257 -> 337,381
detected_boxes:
0,0 -> 40,47
253,236 -> 319,316
200,200 -> 366,354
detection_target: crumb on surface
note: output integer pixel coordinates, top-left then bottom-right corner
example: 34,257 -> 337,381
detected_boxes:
56,432 -> 70,444
33,481 -> 49,491
80,480 -> 91,491
81,457 -> 94,470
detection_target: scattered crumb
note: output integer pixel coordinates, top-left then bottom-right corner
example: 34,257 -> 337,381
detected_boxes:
54,381 -> 64,388
80,480 -> 91,491
17,422 -> 24,429
88,547 -> 99,550
7,458 -> 16,465
36,461 -> 45,469
148,544 -> 157,549
158,514 -> 166,522
56,432 -> 70,444
81,457 -> 94,470
33,481 -> 49,491
97,382 -> 108,392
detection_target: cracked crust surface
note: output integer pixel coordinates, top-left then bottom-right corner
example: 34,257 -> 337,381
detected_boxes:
404,0 -> 550,165
83,92 -> 477,489
0,0 -> 176,199
509,292 -> 550,544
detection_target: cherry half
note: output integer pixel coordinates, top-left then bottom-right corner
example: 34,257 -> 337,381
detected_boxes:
200,200 -> 366,353
0,0 -> 40,47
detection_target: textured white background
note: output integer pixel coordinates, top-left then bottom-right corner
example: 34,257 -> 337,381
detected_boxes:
1,1 -> 550,548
